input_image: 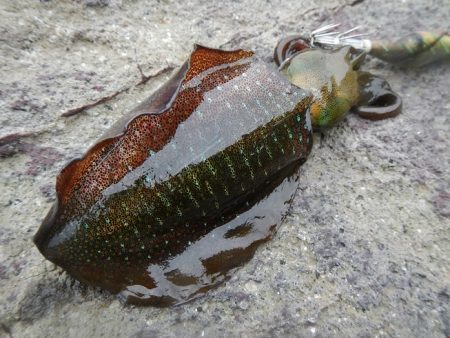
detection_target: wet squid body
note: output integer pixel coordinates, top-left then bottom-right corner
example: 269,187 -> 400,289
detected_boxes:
34,44 -> 400,306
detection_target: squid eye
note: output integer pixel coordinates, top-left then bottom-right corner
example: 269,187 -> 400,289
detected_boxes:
274,35 -> 311,66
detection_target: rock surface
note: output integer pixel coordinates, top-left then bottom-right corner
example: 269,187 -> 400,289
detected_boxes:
0,0 -> 449,337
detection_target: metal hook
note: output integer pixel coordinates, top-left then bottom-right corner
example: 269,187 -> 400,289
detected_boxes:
310,24 -> 373,51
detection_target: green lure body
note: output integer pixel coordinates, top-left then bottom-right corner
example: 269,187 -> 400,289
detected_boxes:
370,32 -> 450,67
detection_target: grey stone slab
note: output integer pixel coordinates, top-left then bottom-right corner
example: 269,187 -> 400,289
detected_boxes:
0,0 -> 449,337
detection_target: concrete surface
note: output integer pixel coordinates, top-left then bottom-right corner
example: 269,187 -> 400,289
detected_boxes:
0,0 -> 449,337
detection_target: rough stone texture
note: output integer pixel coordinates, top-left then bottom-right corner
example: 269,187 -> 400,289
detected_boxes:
0,0 -> 449,337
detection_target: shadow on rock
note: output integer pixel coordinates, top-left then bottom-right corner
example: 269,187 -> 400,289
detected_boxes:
17,272 -> 109,323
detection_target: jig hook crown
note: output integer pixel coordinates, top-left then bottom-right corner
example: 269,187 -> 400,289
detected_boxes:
310,23 -> 372,52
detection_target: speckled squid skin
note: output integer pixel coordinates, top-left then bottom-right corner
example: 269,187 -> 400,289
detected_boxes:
34,45 -> 313,306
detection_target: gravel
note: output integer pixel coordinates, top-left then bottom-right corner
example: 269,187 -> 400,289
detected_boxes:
0,0 -> 449,337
